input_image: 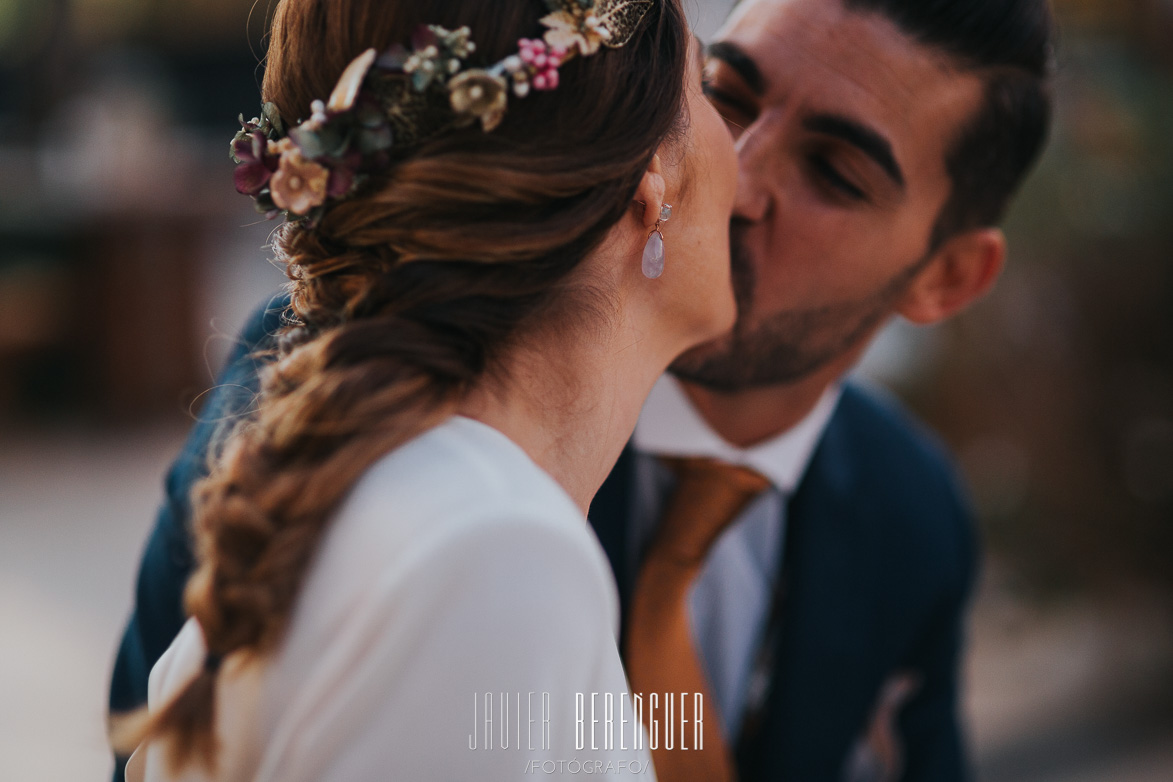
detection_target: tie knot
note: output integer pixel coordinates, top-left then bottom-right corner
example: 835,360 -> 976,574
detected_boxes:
648,456 -> 772,567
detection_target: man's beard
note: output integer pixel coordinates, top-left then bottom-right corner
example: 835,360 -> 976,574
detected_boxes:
671,230 -> 931,393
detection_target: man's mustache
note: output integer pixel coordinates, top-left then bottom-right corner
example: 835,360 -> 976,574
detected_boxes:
728,220 -> 757,328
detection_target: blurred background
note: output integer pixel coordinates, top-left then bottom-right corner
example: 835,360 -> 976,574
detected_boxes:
0,0 -> 1170,780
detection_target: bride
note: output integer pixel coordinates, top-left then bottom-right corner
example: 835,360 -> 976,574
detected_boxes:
118,0 -> 735,778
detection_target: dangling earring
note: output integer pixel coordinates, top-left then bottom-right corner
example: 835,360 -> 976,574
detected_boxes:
642,203 -> 672,280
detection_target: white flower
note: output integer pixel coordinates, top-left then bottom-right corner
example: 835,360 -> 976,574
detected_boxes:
327,48 -> 378,112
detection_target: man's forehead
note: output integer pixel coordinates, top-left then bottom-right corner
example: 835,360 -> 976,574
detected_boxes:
720,0 -> 949,104
714,0 -> 984,171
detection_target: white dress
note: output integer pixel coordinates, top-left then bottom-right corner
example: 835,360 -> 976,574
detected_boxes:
129,416 -> 655,781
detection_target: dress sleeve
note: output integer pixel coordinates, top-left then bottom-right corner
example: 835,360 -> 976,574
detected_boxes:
251,513 -> 655,782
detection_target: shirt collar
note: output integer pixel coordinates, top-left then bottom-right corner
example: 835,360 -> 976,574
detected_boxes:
631,375 -> 841,495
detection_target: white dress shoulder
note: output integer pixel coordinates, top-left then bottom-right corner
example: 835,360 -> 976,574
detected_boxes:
130,416 -> 655,781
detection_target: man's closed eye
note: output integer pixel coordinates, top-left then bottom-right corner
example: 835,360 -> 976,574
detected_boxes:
808,153 -> 868,202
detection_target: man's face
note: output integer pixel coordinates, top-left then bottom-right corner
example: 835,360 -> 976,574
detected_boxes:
673,0 -> 985,390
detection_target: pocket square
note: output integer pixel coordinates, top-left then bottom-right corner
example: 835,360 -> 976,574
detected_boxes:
842,671 -> 923,782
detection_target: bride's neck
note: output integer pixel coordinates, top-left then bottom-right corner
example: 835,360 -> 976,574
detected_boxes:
457,307 -> 672,515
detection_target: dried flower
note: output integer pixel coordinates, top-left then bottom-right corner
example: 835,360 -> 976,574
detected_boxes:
405,25 -> 476,92
328,49 -> 379,112
439,25 -> 476,59
267,138 -> 295,157
232,4 -> 652,223
541,10 -> 612,56
448,70 -> 509,132
232,131 -> 276,196
270,149 -> 330,215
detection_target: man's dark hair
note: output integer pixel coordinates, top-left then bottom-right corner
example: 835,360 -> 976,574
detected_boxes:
845,0 -> 1056,247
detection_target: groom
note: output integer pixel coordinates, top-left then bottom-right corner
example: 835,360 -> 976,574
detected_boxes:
109,0 -> 1054,780
597,1 -> 1052,780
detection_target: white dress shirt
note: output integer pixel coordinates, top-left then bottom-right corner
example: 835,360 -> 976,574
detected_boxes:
630,376 -> 840,740
131,417 -> 653,782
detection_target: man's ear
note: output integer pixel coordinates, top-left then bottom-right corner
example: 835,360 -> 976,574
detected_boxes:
633,155 -> 667,230
897,228 -> 1006,325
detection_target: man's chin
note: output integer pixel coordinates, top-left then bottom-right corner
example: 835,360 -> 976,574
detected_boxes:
668,330 -> 844,394
667,337 -> 760,394
671,334 -> 730,371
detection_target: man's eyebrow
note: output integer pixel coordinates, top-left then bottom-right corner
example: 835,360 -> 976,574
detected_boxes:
705,41 -> 765,96
803,114 -> 906,188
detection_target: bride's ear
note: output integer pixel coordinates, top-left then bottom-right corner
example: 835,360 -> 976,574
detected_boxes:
633,155 -> 667,230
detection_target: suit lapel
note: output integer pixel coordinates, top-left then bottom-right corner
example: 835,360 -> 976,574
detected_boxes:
739,390 -> 885,780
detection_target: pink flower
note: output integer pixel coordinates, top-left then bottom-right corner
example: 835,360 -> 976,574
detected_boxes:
269,149 -> 330,215
512,37 -> 561,94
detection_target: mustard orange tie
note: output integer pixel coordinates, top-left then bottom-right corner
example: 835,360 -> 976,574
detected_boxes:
624,457 -> 771,782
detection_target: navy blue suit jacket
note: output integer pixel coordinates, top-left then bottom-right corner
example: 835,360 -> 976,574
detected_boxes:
110,296 -> 977,781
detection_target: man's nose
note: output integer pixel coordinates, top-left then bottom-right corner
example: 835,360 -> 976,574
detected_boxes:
732,127 -> 772,223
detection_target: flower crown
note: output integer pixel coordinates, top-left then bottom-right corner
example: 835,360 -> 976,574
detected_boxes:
231,0 -> 655,226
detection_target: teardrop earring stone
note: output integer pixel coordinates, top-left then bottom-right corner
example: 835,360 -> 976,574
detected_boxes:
642,231 -> 665,279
